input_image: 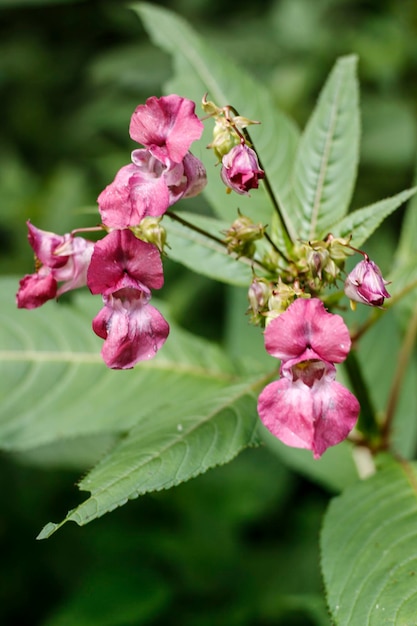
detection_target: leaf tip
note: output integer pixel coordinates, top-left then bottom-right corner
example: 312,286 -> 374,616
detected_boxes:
36,521 -> 60,540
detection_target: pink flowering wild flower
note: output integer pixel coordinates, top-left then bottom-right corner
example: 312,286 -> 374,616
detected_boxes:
258,298 -> 360,459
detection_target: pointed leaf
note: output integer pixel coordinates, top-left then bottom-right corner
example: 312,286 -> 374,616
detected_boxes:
292,55 -> 359,240
0,278 -> 236,451
37,380 -> 261,538
329,186 -> 417,248
165,211 -> 253,286
133,2 -> 300,237
321,460 -> 417,625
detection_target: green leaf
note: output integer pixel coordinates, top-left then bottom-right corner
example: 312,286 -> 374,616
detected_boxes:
291,55 -> 359,240
165,211 -> 253,286
37,380 -> 261,538
0,278 -> 236,451
133,2 -> 300,234
321,460 -> 417,625
330,186 -> 417,248
396,163 -> 417,264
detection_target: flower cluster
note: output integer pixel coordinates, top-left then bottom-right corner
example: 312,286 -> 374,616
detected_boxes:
16,91 -> 392,458
17,95 -> 207,369
258,298 -> 360,458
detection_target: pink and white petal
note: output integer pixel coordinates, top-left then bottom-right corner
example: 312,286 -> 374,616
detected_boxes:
311,380 -> 360,459
95,299 -> 170,369
97,163 -> 170,228
258,378 -> 315,452
55,238 -> 95,296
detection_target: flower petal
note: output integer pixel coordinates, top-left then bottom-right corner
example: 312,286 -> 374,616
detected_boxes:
16,271 -> 57,309
93,293 -> 169,369
258,378 -> 316,451
129,95 -> 203,166
265,298 -> 351,363
87,230 -> 164,296
27,221 -> 69,269
258,375 -> 359,459
311,380 -> 360,459
97,161 -> 170,228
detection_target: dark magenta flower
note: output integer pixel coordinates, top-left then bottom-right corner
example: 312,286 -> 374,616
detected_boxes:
344,258 -> 390,307
92,277 -> 169,370
17,222 -> 94,309
257,298 -> 359,459
220,144 -> 264,195
129,94 -> 204,166
87,229 -> 169,369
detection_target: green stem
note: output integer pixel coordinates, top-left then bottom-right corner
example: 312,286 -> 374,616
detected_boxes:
344,349 -> 381,442
381,302 -> 417,445
165,210 -> 270,273
243,127 -> 294,259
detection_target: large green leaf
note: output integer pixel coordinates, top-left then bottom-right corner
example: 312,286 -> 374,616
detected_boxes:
329,187 -> 417,248
321,459 -> 417,624
165,211 -> 253,286
37,380 -> 262,538
0,278 -> 236,451
291,55 -> 359,240
133,2 -> 300,237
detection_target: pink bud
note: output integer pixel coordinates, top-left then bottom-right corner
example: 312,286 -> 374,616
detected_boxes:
220,144 -> 264,195
344,258 -> 390,307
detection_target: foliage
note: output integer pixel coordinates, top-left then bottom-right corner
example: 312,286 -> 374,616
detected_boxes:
2,1 -> 417,625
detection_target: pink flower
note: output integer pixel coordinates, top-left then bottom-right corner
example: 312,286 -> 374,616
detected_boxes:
129,95 -> 204,166
97,160 -> 170,229
97,151 -> 207,229
92,278 -> 169,370
87,229 -> 164,296
17,222 -> 94,309
87,229 -> 169,369
257,298 -> 359,458
221,144 -> 264,195
344,258 -> 390,307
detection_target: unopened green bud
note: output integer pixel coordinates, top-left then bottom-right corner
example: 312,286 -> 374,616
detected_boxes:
208,118 -> 240,161
223,214 -> 265,257
131,217 -> 166,253
265,282 -> 306,324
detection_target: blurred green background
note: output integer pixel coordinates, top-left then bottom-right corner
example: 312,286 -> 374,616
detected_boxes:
1,0 -> 416,624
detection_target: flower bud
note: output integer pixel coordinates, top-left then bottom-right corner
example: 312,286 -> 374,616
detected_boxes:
247,277 -> 272,324
207,118 -> 239,161
221,144 -> 264,195
223,213 -> 265,257
131,217 -> 167,253
344,258 -> 390,307
265,283 -> 304,324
